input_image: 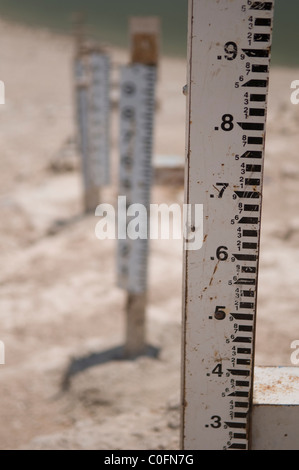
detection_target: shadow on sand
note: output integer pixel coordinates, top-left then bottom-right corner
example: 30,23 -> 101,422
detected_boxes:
61,344 -> 160,390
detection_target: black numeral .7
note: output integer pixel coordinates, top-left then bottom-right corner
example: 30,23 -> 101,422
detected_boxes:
216,183 -> 229,198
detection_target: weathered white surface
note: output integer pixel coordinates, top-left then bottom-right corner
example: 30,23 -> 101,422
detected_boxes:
117,64 -> 157,294
252,367 -> 299,450
182,0 -> 274,450
75,57 -> 89,190
75,52 -> 110,192
88,53 -> 110,187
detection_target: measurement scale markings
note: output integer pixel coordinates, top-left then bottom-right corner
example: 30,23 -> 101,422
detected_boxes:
242,79 -> 268,88
230,392 -> 250,399
242,287 -> 255,296
234,277 -> 256,285
250,2 -> 273,10
255,18 -> 272,26
242,290 -> 255,298
229,443 -> 247,450
254,34 -> 271,42
247,136 -> 264,145
238,325 -> 253,332
237,122 -> 264,131
244,179 -> 261,186
245,165 -> 262,172
243,242 -> 258,249
232,336 -> 252,344
241,151 -> 262,159
239,302 -> 255,309
234,412 -> 248,420
237,359 -> 251,366
241,266 -> 257,273
235,380 -> 252,388
250,93 -> 266,102
242,49 -> 269,58
238,217 -> 259,224
234,191 -> 260,199
182,0 -> 274,451
228,370 -> 251,380
243,205 -> 259,212
252,64 -> 269,73
234,262 -> 257,271
231,313 -> 254,321
249,108 -> 265,117
118,64 -> 156,294
225,421 -> 247,429
234,413 -> 248,420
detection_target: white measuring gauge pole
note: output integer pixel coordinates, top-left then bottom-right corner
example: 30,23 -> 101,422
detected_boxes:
88,52 -> 110,187
75,57 -> 90,192
182,0 -> 274,450
117,64 -> 157,294
75,51 -> 110,209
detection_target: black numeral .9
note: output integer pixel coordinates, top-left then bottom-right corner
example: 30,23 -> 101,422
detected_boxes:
224,41 -> 238,61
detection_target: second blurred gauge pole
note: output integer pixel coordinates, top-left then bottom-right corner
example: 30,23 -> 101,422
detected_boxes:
73,13 -> 111,213
117,17 -> 160,357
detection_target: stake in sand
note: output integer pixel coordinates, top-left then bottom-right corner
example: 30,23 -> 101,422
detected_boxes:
117,17 -> 160,356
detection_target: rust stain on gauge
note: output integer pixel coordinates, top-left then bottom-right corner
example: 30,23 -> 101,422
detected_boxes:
209,262 -> 219,286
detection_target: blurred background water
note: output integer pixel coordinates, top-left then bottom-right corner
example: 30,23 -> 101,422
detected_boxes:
0,0 -> 297,66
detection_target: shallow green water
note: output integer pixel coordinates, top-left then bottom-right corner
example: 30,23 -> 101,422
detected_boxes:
0,0 -> 298,66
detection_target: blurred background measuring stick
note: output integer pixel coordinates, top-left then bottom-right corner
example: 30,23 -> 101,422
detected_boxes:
117,17 -> 160,356
181,0 -> 274,450
74,14 -> 110,213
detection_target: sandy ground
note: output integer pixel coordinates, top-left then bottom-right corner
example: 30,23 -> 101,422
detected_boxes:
0,18 -> 299,450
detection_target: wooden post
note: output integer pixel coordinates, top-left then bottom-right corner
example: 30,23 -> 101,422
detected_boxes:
129,17 -> 160,66
125,292 -> 147,357
72,12 -> 85,56
117,17 -> 160,357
